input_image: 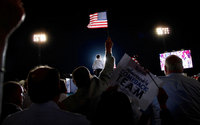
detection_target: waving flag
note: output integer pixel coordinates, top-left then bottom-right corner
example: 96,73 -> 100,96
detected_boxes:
87,12 -> 108,29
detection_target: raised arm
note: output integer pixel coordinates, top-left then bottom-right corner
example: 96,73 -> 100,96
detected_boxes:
105,37 -> 113,54
99,37 -> 114,85
0,0 -> 25,116
0,0 -> 25,68
89,37 -> 115,100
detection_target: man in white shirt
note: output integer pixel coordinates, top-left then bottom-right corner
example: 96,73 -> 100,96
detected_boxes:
92,54 -> 104,77
158,55 -> 200,125
2,66 -> 90,125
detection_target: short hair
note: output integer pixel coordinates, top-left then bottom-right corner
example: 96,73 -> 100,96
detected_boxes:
165,55 -> 183,73
3,81 -> 23,104
96,54 -> 100,59
27,65 -> 60,103
72,66 -> 91,88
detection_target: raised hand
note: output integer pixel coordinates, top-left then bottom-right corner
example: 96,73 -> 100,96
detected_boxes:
0,0 -> 25,36
105,37 -> 113,54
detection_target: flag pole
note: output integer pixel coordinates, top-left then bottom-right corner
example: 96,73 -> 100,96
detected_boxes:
106,27 -> 110,37
147,72 -> 159,88
106,10 -> 110,37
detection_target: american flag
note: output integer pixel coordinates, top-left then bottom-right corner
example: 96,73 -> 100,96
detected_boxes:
87,12 -> 108,29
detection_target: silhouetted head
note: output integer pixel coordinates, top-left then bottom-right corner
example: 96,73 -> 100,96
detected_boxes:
72,66 -> 91,88
3,81 -> 24,107
96,54 -> 101,59
93,86 -> 134,125
164,55 -> 183,75
27,65 -> 60,103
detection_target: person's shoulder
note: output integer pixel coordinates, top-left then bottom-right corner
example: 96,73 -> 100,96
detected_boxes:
90,76 -> 101,87
58,110 -> 90,124
2,109 -> 28,125
158,76 -> 171,81
3,103 -> 22,112
158,75 -> 166,79
91,75 -> 99,80
158,74 -> 179,80
61,93 -> 77,105
184,75 -> 200,85
158,75 -> 177,86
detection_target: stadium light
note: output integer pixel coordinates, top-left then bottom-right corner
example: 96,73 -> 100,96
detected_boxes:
155,26 -> 170,51
33,32 -> 47,64
33,33 -> 47,43
156,27 -> 170,36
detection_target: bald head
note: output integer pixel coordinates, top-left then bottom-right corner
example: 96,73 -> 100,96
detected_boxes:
164,55 -> 183,75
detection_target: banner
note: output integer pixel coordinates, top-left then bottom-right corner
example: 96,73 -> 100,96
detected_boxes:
109,53 -> 163,110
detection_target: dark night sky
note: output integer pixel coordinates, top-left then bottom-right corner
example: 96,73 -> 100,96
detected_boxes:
4,1 -> 200,81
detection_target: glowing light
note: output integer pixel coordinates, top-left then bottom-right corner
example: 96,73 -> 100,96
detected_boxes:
103,56 -> 106,63
33,33 -> 47,43
156,27 -> 170,36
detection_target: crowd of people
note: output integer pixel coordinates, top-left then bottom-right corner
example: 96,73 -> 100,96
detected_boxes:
1,0 -> 200,125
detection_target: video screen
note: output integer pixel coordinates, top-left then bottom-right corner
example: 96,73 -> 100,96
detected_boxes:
65,78 -> 78,94
159,50 -> 193,71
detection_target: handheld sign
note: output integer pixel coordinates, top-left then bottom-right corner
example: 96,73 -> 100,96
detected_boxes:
109,53 -> 163,110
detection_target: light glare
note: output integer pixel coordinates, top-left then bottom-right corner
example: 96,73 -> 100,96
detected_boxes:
156,27 -> 170,36
33,33 -> 47,43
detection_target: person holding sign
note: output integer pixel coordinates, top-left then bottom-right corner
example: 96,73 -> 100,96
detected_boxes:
158,55 -> 200,125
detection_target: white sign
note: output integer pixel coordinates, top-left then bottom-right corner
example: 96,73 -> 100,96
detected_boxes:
109,53 -> 163,110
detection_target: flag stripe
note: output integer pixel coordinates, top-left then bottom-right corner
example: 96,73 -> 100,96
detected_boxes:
87,12 -> 108,29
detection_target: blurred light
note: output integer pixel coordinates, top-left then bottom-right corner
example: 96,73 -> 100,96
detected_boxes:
65,78 -> 71,93
103,56 -> 106,63
156,27 -> 170,36
33,33 -> 47,43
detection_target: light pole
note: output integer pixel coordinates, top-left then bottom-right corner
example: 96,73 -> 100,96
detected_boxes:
155,26 -> 170,51
33,33 -> 47,64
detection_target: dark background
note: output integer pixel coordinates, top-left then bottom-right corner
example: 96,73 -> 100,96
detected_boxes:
4,1 -> 200,81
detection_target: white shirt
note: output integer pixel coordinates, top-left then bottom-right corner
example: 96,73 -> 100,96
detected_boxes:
159,73 -> 200,124
2,101 -> 90,125
92,59 -> 104,70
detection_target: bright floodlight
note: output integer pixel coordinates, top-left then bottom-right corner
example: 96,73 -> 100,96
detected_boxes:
156,27 -> 170,36
33,33 -> 47,43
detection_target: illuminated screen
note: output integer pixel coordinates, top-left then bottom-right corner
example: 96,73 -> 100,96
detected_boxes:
159,50 -> 193,71
65,78 -> 78,94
